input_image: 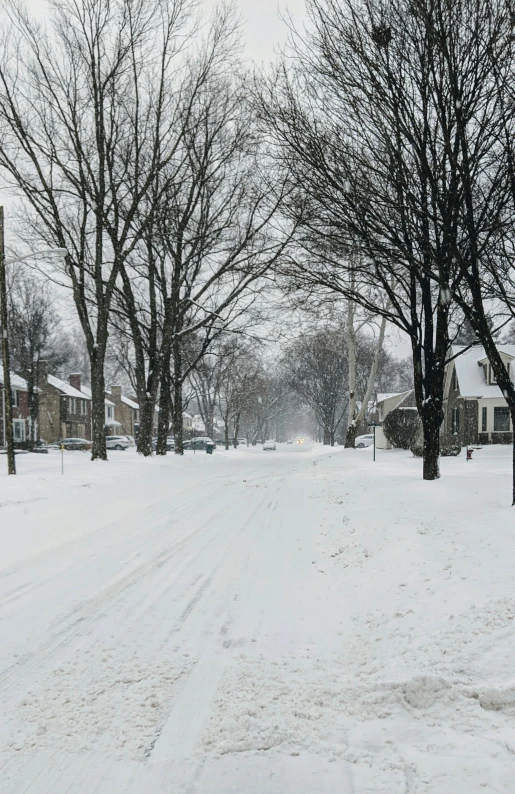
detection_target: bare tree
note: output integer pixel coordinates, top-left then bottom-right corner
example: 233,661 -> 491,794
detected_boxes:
256,0 -> 478,479
112,6 -> 295,456
7,269 -> 74,446
283,327 -> 348,445
0,0 -> 198,459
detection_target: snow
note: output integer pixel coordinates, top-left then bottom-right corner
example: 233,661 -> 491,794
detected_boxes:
47,374 -> 90,400
376,391 -> 405,403
1,444 -> 515,792
0,364 -> 28,391
453,344 -> 515,398
121,395 -> 139,410
81,385 -> 115,406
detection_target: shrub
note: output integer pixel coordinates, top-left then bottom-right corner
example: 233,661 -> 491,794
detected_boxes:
383,407 -> 422,450
440,444 -> 461,457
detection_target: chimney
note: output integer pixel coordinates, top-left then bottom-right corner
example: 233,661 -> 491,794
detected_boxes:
110,385 -> 122,402
69,373 -> 81,392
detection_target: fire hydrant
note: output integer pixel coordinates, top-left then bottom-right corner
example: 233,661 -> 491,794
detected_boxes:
466,447 -> 473,461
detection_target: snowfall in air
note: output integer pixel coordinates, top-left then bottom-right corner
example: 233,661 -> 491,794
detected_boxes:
1,442 -> 514,793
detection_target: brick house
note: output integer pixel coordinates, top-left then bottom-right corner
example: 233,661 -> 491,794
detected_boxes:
107,386 -> 140,437
37,363 -> 91,443
0,365 -> 31,446
442,344 -> 515,446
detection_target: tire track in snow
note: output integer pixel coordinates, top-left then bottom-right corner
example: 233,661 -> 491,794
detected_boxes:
149,475 -> 284,766
0,474 -> 246,703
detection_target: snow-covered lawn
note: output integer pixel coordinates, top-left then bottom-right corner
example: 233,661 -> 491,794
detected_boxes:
1,443 -> 514,792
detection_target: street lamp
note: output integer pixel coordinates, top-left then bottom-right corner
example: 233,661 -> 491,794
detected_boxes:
0,205 -> 67,474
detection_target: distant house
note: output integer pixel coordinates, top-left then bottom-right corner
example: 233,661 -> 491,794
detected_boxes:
443,345 -> 515,445
107,386 -> 140,437
37,364 -> 91,443
0,365 -> 31,446
182,412 -> 193,432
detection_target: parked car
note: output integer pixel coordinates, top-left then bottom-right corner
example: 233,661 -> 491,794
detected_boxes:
106,435 -> 130,450
287,439 -> 293,444
59,438 -> 92,451
237,438 -> 247,446
355,434 -> 374,448
32,440 -> 49,454
151,436 -> 175,451
124,435 -> 136,447
263,439 -> 277,451
183,436 -> 216,451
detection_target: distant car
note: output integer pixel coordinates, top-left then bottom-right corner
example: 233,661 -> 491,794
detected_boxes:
238,438 -> 247,446
59,438 -> 92,451
296,438 -> 304,444
106,435 -> 130,450
32,440 -> 49,454
287,439 -> 293,444
151,436 -> 175,451
355,434 -> 374,448
263,439 -> 276,451
183,436 -> 216,451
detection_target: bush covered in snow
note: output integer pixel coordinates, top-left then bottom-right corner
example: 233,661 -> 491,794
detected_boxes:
383,407 -> 422,450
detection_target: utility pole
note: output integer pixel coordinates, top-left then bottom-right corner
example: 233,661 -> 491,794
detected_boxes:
0,206 -> 16,474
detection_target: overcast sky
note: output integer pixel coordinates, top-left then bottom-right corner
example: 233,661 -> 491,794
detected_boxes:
18,0 -> 411,356
25,0 -> 308,63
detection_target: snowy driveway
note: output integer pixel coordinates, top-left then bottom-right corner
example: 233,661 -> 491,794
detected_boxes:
1,444 -> 515,792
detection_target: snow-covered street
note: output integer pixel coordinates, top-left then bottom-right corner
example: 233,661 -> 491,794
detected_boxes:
1,443 -> 515,792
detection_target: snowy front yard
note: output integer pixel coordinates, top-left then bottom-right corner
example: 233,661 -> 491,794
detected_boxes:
0,444 -> 514,792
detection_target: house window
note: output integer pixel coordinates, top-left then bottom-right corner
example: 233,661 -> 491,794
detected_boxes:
494,407 -> 510,432
489,365 -> 497,385
11,389 -> 19,407
482,406 -> 487,432
451,408 -> 460,434
81,400 -> 86,415
451,368 -> 457,391
13,419 -> 25,442
107,406 -> 113,419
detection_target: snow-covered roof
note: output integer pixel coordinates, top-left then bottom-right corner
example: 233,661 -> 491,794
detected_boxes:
183,412 -> 193,419
121,395 -> 139,410
48,374 -> 90,400
452,345 -> 515,398
0,365 -> 28,391
80,385 -> 114,406
377,391 -> 411,404
105,418 -> 122,427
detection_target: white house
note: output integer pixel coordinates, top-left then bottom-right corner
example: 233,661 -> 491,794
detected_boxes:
443,345 -> 515,445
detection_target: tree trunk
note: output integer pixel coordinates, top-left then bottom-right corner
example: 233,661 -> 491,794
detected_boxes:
90,354 -> 107,461
27,368 -> 38,450
421,410 -> 441,480
173,380 -> 184,455
512,428 -> 515,507
156,360 -> 171,456
344,422 -> 359,449
137,396 -> 155,456
344,298 -> 357,448
323,427 -> 330,445
233,411 -> 241,448
224,419 -> 229,450
173,339 -> 184,455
